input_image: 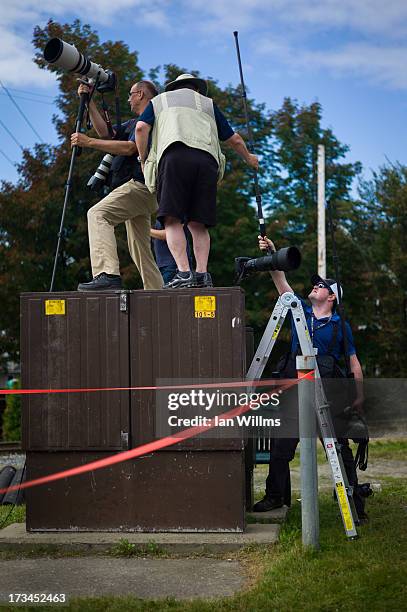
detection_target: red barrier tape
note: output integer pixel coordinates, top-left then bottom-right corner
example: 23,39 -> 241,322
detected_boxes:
0,372 -> 315,495
0,374 -> 315,396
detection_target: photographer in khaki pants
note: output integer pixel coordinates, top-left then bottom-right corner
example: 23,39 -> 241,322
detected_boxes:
71,80 -> 163,291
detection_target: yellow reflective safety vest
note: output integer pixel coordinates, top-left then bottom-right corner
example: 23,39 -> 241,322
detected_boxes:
144,88 -> 226,193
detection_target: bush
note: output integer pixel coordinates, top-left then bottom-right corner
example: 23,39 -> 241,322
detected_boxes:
2,379 -> 21,441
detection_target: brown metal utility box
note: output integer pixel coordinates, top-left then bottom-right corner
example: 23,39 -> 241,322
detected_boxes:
21,288 -> 247,532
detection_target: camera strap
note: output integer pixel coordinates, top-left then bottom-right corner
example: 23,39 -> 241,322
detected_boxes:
115,96 -> 121,133
100,94 -> 115,138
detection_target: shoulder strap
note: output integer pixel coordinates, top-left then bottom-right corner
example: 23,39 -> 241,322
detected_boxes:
327,321 -> 339,356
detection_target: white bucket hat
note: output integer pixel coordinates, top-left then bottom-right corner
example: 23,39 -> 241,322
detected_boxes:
164,73 -> 208,96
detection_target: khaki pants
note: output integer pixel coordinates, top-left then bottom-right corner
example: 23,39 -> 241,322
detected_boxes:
87,179 -> 163,290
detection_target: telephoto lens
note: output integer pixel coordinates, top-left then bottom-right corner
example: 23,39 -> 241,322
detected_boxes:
87,154 -> 113,195
244,247 -> 301,274
235,246 -> 301,283
44,38 -> 115,91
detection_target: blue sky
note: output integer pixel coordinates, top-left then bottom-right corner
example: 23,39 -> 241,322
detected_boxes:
1,0 -> 407,187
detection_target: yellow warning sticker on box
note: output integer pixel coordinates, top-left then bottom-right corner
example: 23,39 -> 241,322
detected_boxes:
45,300 -> 66,316
335,482 -> 354,532
194,296 -> 216,318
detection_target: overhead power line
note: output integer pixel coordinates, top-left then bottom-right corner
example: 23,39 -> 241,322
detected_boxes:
0,148 -> 16,167
0,92 -> 53,105
6,87 -> 54,99
0,79 -> 44,143
0,118 -> 24,151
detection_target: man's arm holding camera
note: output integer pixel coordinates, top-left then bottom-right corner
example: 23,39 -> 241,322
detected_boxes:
258,236 -> 293,295
71,83 -> 137,156
71,132 -> 137,156
77,83 -> 110,138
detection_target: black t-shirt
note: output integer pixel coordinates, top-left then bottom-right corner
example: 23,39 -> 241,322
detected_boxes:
110,119 -> 144,189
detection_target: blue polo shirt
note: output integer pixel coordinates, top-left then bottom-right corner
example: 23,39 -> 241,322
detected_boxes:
290,297 -> 356,361
138,100 -> 234,141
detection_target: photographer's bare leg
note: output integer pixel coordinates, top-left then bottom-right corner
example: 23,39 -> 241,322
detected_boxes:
187,221 -> 210,273
164,216 -> 190,272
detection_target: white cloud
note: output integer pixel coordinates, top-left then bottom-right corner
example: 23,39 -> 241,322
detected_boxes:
1,0 -> 407,89
304,44 -> 407,89
275,0 -> 407,39
257,36 -> 407,90
0,27 -> 55,87
0,0 -> 170,88
141,8 -> 172,31
183,0 -> 407,39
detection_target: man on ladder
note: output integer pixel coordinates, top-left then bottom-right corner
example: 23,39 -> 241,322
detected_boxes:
253,235 -> 368,522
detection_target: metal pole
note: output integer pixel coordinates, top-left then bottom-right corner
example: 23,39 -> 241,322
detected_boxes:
297,355 -> 320,550
233,31 -> 272,253
317,144 -> 326,277
49,92 -> 89,292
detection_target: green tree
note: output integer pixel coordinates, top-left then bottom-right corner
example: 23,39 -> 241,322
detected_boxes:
0,24 -> 270,363
0,20 -> 379,377
2,379 -> 21,441
0,20 -> 145,363
254,99 -> 363,357
353,163 -> 407,375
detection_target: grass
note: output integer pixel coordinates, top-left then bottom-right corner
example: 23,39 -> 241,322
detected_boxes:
0,440 -> 406,611
93,482 -> 406,611
0,503 -> 25,530
110,538 -> 166,558
3,478 -> 402,612
363,438 -> 407,460
281,437 -> 407,468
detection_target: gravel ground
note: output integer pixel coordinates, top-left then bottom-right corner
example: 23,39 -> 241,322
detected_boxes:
0,453 -> 25,472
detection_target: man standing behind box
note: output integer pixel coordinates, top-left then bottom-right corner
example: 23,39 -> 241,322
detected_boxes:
71,80 -> 163,291
135,73 -> 259,289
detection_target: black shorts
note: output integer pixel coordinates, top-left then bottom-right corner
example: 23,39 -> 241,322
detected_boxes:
157,142 -> 218,227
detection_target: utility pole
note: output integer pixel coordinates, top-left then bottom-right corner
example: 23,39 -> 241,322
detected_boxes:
317,144 -> 326,277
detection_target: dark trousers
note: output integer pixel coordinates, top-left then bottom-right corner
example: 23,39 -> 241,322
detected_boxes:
265,438 -> 365,515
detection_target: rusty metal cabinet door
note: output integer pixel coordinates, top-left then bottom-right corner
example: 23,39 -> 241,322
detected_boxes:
21,292 -> 130,451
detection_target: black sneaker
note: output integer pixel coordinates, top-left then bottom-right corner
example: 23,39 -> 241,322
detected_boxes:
77,273 -> 122,292
195,272 -> 213,288
163,271 -> 196,289
252,496 -> 284,512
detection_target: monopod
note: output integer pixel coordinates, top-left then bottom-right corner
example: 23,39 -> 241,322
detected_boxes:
49,90 -> 89,292
233,31 -> 272,253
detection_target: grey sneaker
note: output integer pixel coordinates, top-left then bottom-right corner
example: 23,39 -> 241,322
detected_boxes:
77,273 -> 122,292
195,272 -> 213,288
163,271 -> 197,289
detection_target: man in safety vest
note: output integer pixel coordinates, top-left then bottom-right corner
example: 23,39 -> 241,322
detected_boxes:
135,73 -> 258,289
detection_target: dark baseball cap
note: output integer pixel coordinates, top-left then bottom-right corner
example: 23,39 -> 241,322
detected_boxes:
311,274 -> 343,301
